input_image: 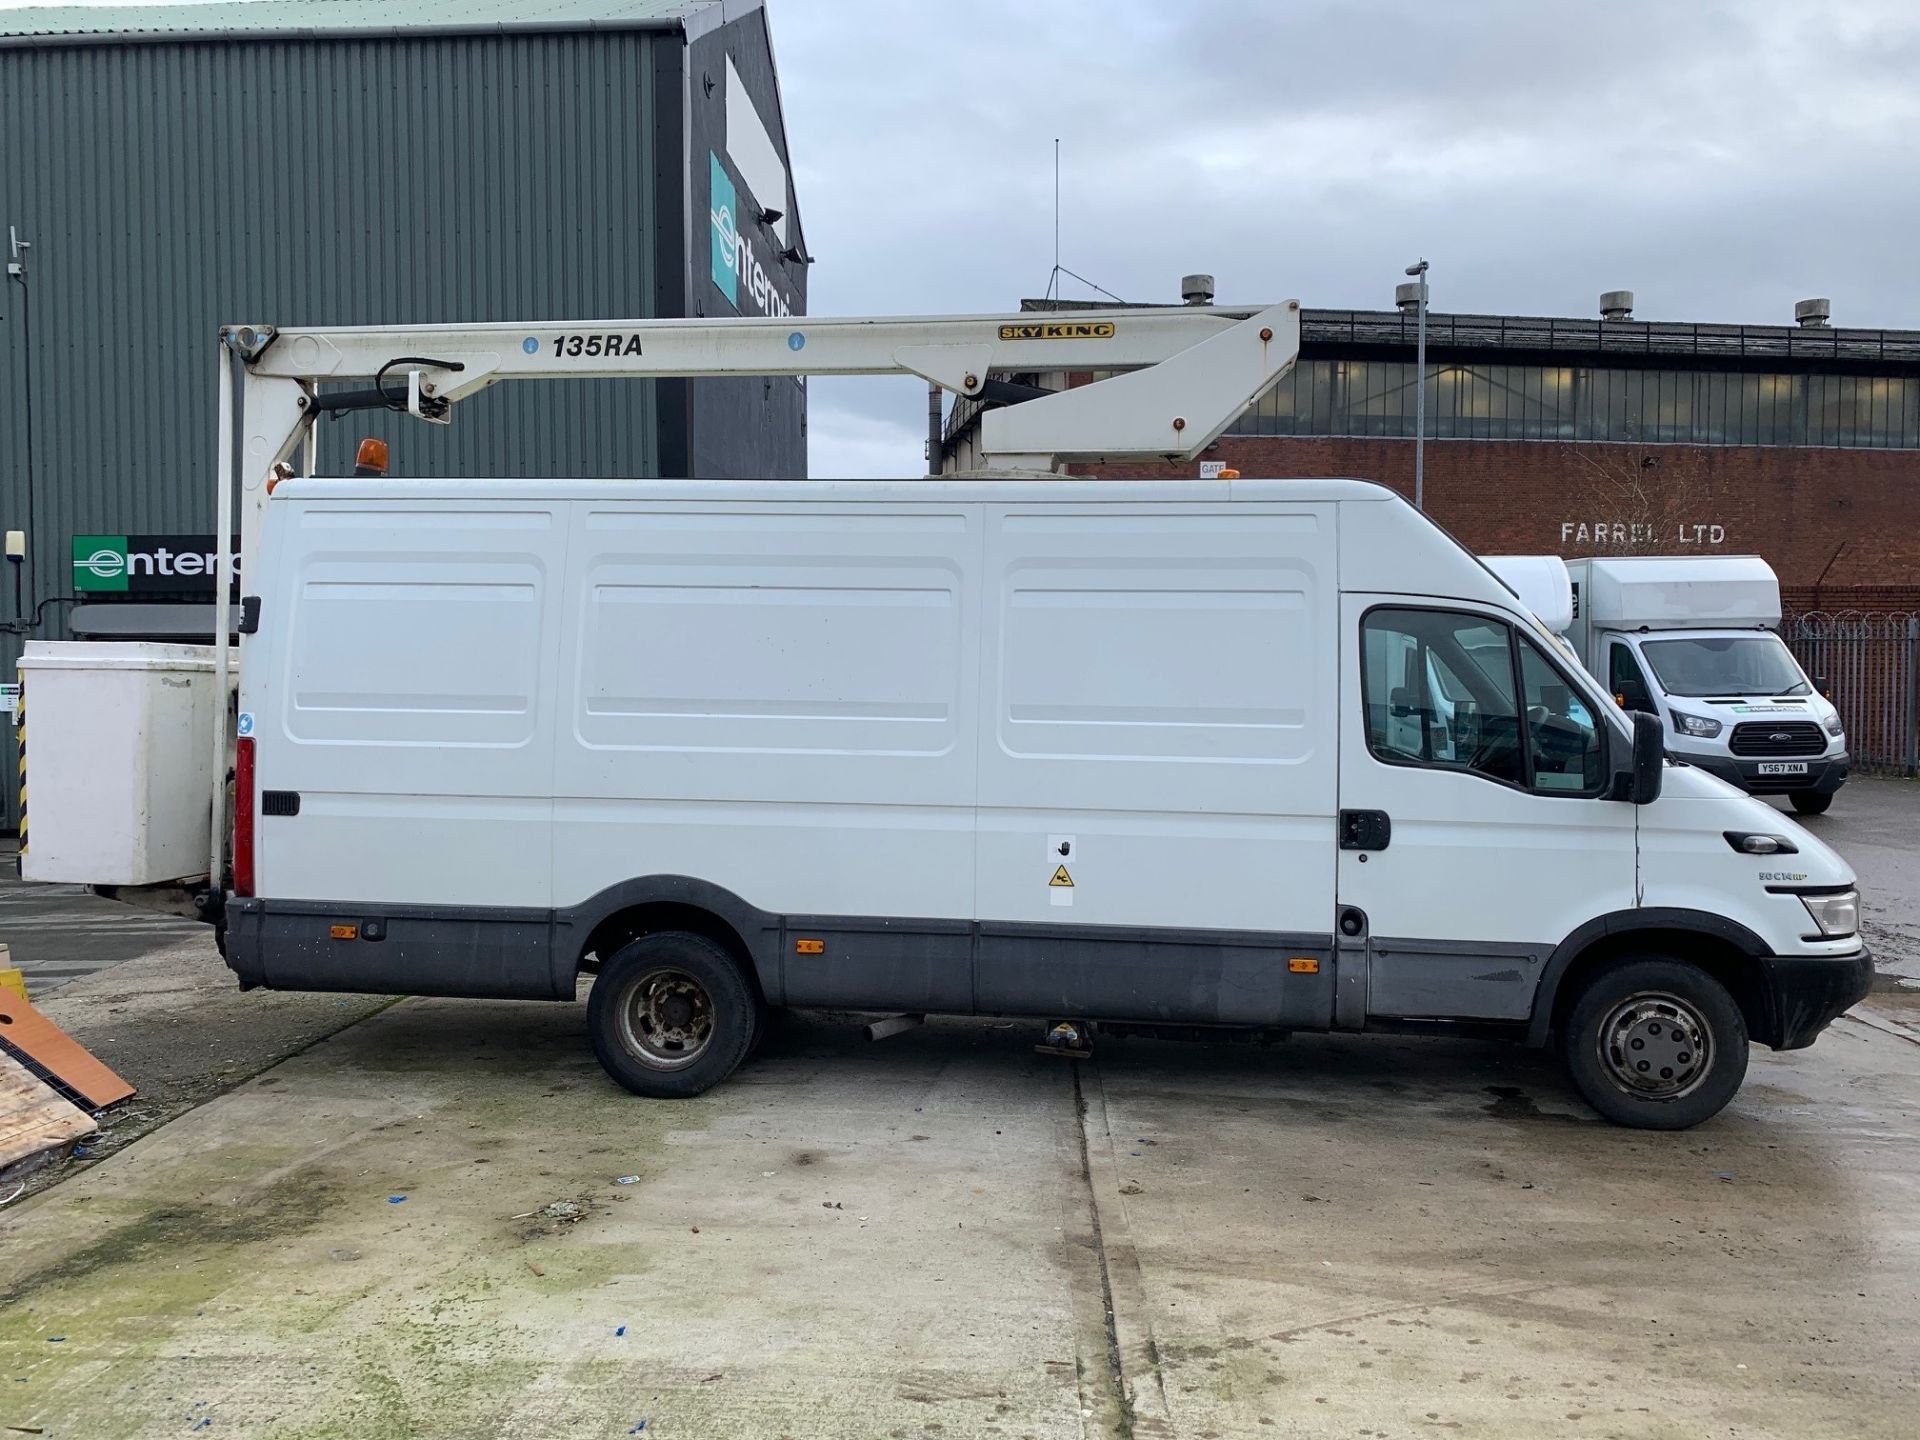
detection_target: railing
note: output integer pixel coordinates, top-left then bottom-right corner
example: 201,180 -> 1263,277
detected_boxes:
1785,612 -> 1920,775
1300,310 -> 1920,365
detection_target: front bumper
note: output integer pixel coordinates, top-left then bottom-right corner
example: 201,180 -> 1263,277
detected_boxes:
1677,749 -> 1849,796
1758,947 -> 1873,1049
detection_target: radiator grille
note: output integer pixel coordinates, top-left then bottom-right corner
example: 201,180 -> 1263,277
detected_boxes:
1728,721 -> 1826,757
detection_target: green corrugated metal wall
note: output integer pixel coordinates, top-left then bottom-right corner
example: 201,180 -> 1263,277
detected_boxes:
0,31 -> 671,828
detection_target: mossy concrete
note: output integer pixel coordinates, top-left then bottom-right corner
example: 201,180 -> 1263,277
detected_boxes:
3,973 -> 1917,1438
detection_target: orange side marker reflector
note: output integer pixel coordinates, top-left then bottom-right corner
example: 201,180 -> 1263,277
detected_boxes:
1288,957 -> 1320,974
330,924 -> 359,941
795,939 -> 825,955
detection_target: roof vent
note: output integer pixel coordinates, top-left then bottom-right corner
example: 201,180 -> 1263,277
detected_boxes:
1181,273 -> 1216,306
1599,290 -> 1635,322
1794,297 -> 1832,328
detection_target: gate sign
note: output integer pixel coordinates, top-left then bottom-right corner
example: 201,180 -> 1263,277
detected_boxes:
72,535 -> 238,593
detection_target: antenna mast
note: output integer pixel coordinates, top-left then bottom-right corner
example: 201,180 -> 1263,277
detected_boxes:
1042,140 -> 1125,306
1051,138 -> 1060,301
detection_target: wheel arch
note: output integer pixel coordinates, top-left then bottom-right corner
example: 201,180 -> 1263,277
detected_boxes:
1528,909 -> 1778,1049
558,875 -> 782,1007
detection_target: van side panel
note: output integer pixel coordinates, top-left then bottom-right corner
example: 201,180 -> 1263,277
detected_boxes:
549,502 -> 982,1009
251,501 -> 568,909
241,488 -> 1351,1024
972,502 -> 1340,1020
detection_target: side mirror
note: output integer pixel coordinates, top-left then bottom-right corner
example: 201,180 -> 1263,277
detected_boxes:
1610,710 -> 1665,804
1815,674 -> 1832,700
1389,686 -> 1416,719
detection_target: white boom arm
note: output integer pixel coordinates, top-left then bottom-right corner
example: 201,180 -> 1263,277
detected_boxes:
209,301 -> 1302,886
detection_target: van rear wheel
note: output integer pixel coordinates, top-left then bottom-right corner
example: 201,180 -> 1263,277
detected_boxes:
589,932 -> 756,1099
1561,958 -> 1748,1130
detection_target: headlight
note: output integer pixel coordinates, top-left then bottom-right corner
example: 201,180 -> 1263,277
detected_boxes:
1673,711 -> 1722,739
1823,715 -> 1844,737
1800,889 -> 1859,939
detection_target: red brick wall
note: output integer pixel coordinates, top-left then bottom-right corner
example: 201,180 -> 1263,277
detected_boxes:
1085,437 -> 1920,599
1781,585 -> 1920,616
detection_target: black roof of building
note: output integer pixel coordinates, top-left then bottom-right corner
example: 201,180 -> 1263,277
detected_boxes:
1021,298 -> 1920,373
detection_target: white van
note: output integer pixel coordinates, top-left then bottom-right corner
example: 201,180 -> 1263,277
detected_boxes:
1565,557 -> 1848,815
220,476 -> 1870,1129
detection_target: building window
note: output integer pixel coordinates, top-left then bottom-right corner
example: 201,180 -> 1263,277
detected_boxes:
1234,359 -> 1920,450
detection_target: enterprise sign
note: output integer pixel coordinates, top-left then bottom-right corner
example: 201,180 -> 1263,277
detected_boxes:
73,535 -> 238,593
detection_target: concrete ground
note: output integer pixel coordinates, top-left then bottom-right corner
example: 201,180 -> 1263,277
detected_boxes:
0,839 -> 204,992
0,781 -> 1916,1438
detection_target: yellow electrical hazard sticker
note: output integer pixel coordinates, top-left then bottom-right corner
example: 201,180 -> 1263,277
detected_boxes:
1049,865 -> 1075,888
998,321 -> 1116,341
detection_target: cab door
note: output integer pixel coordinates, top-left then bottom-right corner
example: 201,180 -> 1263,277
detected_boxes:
1335,597 -> 1637,1022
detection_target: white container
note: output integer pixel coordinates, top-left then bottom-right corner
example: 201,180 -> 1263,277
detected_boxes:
1572,556 -> 1780,633
1482,555 -> 1574,634
17,641 -> 233,886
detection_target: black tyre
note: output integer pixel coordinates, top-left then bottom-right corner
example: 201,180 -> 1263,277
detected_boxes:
588,932 -> 757,1099
1561,958 -> 1748,1130
745,996 -> 776,1059
1789,791 -> 1833,816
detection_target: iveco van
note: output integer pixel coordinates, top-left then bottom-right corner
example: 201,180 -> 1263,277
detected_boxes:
219,477 -> 1871,1129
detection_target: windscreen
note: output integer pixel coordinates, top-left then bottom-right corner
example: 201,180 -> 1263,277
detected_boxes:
1639,634 -> 1809,698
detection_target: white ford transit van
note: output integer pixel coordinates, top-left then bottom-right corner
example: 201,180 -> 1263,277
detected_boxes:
222,476 -> 1871,1129
1565,557 -> 1848,815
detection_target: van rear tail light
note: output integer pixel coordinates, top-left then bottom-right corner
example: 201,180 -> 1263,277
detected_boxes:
233,735 -> 257,898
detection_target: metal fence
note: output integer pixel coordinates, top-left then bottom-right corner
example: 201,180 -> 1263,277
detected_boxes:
1786,613 -> 1920,775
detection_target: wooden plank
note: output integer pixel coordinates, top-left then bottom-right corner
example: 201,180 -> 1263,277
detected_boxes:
0,1050 -> 96,1173
0,989 -> 135,1110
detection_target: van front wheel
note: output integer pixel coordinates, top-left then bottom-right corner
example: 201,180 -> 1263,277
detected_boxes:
1789,791 -> 1833,816
1561,958 -> 1748,1130
589,932 -> 757,1099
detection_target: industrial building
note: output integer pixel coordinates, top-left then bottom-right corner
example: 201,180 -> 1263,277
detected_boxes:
946,288 -> 1920,613
0,0 -> 808,829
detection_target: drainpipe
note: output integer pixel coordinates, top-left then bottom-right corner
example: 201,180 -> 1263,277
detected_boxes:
927,383 -> 943,477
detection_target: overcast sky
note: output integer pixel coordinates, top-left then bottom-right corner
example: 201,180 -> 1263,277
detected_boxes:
772,0 -> 1920,476
6,0 -> 1915,478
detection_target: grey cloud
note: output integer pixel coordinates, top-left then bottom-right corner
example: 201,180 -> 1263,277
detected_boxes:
772,0 -> 1920,476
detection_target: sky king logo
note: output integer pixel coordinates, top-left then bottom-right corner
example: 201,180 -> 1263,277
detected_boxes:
997,321 -> 1117,341
73,535 -> 238,593
709,151 -> 792,319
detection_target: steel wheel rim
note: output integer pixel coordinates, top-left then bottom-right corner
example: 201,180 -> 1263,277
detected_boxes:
616,967 -> 715,1071
1596,990 -> 1712,1099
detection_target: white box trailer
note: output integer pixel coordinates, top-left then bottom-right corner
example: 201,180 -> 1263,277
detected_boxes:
1565,557 -> 1848,813
13,305 -> 1873,1129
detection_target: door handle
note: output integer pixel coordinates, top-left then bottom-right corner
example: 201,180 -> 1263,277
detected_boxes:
1339,809 -> 1391,851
